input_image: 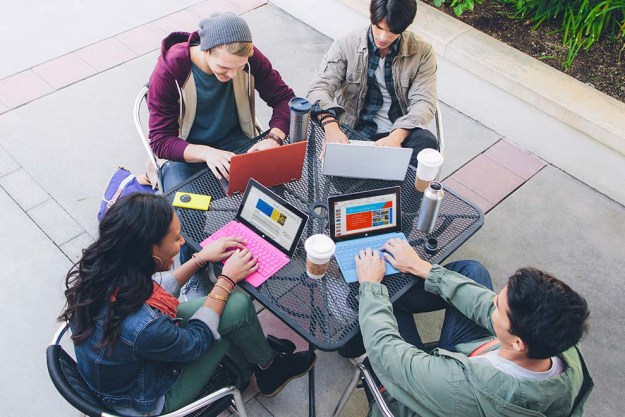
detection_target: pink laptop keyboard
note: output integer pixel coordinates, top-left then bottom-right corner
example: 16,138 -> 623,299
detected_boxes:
200,221 -> 289,288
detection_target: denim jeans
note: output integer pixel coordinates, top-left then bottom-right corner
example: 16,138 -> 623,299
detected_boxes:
393,260 -> 494,351
339,260 -> 493,357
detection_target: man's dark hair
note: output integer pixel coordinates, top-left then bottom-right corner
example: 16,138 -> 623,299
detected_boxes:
370,0 -> 417,34
506,267 -> 589,359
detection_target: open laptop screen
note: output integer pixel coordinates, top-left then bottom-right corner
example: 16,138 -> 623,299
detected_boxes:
329,186 -> 402,242
237,179 -> 308,256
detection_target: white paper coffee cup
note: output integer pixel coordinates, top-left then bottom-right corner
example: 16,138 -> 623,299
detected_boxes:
304,234 -> 336,279
416,149 -> 444,192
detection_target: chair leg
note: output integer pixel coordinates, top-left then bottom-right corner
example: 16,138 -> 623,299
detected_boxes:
231,389 -> 247,417
332,366 -> 362,417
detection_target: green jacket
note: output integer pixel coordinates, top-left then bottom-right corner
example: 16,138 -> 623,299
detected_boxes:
359,265 -> 594,417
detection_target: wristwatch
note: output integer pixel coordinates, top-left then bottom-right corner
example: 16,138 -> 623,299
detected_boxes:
265,132 -> 283,146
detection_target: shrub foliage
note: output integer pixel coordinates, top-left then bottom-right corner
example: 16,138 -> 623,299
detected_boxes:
432,0 -> 625,70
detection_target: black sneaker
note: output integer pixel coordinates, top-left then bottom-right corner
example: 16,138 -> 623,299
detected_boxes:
255,351 -> 316,397
267,335 -> 296,355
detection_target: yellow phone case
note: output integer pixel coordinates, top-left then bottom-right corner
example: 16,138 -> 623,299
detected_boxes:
172,192 -> 212,211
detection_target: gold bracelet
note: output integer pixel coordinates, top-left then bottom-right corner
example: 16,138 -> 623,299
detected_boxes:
214,282 -> 232,295
208,293 -> 228,302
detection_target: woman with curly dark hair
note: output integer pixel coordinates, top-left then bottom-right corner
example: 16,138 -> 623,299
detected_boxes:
59,193 -> 314,416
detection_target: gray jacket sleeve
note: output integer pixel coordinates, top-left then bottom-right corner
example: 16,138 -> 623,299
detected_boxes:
307,38 -> 348,119
392,44 -> 438,131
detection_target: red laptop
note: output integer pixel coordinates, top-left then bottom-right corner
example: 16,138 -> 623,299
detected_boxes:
221,141 -> 308,196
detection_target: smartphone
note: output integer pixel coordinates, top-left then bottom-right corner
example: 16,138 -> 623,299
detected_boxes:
172,192 -> 212,211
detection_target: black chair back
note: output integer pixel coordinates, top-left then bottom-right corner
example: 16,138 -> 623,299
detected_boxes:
46,344 -> 110,417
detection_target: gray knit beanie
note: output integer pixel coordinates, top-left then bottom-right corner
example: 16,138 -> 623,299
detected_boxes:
198,12 -> 253,51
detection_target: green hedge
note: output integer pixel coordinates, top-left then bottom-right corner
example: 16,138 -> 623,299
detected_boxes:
431,0 -> 625,70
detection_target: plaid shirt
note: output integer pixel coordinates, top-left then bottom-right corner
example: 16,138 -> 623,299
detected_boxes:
354,27 -> 402,136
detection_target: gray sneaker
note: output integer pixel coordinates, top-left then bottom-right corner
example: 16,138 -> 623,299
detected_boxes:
181,272 -> 212,300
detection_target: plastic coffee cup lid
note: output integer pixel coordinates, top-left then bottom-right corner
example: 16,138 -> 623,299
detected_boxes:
289,97 -> 311,113
305,234 -> 335,260
417,149 -> 443,167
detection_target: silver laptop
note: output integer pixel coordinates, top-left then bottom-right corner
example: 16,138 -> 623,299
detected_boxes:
322,140 -> 412,181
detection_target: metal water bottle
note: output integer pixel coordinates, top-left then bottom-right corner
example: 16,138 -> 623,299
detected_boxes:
288,97 -> 311,142
416,181 -> 444,234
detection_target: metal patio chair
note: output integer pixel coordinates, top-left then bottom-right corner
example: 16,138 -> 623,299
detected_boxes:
46,324 -> 249,417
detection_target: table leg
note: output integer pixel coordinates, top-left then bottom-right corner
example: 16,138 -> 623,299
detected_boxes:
308,343 -> 316,417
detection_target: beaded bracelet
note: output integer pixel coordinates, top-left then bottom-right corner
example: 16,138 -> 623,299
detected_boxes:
316,113 -> 335,124
218,274 -> 236,289
208,293 -> 228,302
214,282 -> 232,295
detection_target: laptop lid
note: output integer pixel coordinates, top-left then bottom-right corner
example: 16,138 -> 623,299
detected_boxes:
328,186 -> 402,243
322,143 -> 411,181
224,141 -> 307,196
236,178 -> 309,257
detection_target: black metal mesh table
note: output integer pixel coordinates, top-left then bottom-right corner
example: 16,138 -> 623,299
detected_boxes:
166,125 -> 484,351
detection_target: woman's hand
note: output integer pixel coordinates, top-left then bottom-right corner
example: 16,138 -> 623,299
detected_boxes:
198,237 -> 245,262
222,248 -> 259,283
355,248 -> 386,284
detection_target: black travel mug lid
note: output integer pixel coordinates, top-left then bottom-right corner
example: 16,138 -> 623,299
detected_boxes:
425,238 -> 438,254
289,97 -> 311,113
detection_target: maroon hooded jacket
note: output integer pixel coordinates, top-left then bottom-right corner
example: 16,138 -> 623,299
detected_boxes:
147,31 -> 295,161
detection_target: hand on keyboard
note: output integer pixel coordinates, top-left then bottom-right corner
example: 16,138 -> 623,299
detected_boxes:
199,236 -> 246,262
381,238 -> 432,279
354,248 -> 386,284
223,248 -> 259,282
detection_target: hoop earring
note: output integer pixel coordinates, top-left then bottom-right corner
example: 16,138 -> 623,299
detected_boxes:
152,255 -> 163,269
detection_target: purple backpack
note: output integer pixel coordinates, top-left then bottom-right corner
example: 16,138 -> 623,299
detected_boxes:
98,167 -> 156,221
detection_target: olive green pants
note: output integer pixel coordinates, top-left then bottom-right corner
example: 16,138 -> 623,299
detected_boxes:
163,292 -> 273,413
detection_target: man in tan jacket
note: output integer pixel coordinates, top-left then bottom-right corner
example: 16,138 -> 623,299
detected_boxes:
307,0 -> 438,166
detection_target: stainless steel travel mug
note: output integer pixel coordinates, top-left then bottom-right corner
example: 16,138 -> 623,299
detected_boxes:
416,182 -> 444,234
288,97 -> 311,142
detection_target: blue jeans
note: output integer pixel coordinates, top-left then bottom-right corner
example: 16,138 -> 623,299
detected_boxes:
393,260 -> 494,350
339,260 -> 493,357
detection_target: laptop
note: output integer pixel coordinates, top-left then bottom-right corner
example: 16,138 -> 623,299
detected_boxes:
201,179 -> 309,287
220,141 -> 307,196
328,186 -> 408,283
323,141 -> 412,181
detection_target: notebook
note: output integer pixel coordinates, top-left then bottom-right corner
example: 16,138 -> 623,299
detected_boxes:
328,186 -> 407,283
323,141 -> 412,181
201,179 -> 309,287
220,141 -> 307,196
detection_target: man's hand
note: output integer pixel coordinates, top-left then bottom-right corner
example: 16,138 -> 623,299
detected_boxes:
382,238 -> 432,279
248,138 -> 280,153
355,248 -> 386,284
198,237 -> 245,262
201,147 -> 235,180
375,129 -> 409,148
320,121 -> 349,159
375,134 -> 403,148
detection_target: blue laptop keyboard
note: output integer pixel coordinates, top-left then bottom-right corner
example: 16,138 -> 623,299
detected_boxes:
335,232 -> 407,283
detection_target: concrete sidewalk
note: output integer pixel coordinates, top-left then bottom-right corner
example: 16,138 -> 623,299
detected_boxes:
0,0 -> 622,416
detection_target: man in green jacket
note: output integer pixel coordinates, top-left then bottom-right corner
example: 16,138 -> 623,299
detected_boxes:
354,239 -> 594,416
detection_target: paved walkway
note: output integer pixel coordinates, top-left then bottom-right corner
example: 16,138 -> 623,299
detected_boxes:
0,1 -> 622,416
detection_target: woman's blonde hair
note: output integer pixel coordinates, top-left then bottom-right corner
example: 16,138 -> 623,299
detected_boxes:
209,42 -> 254,57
